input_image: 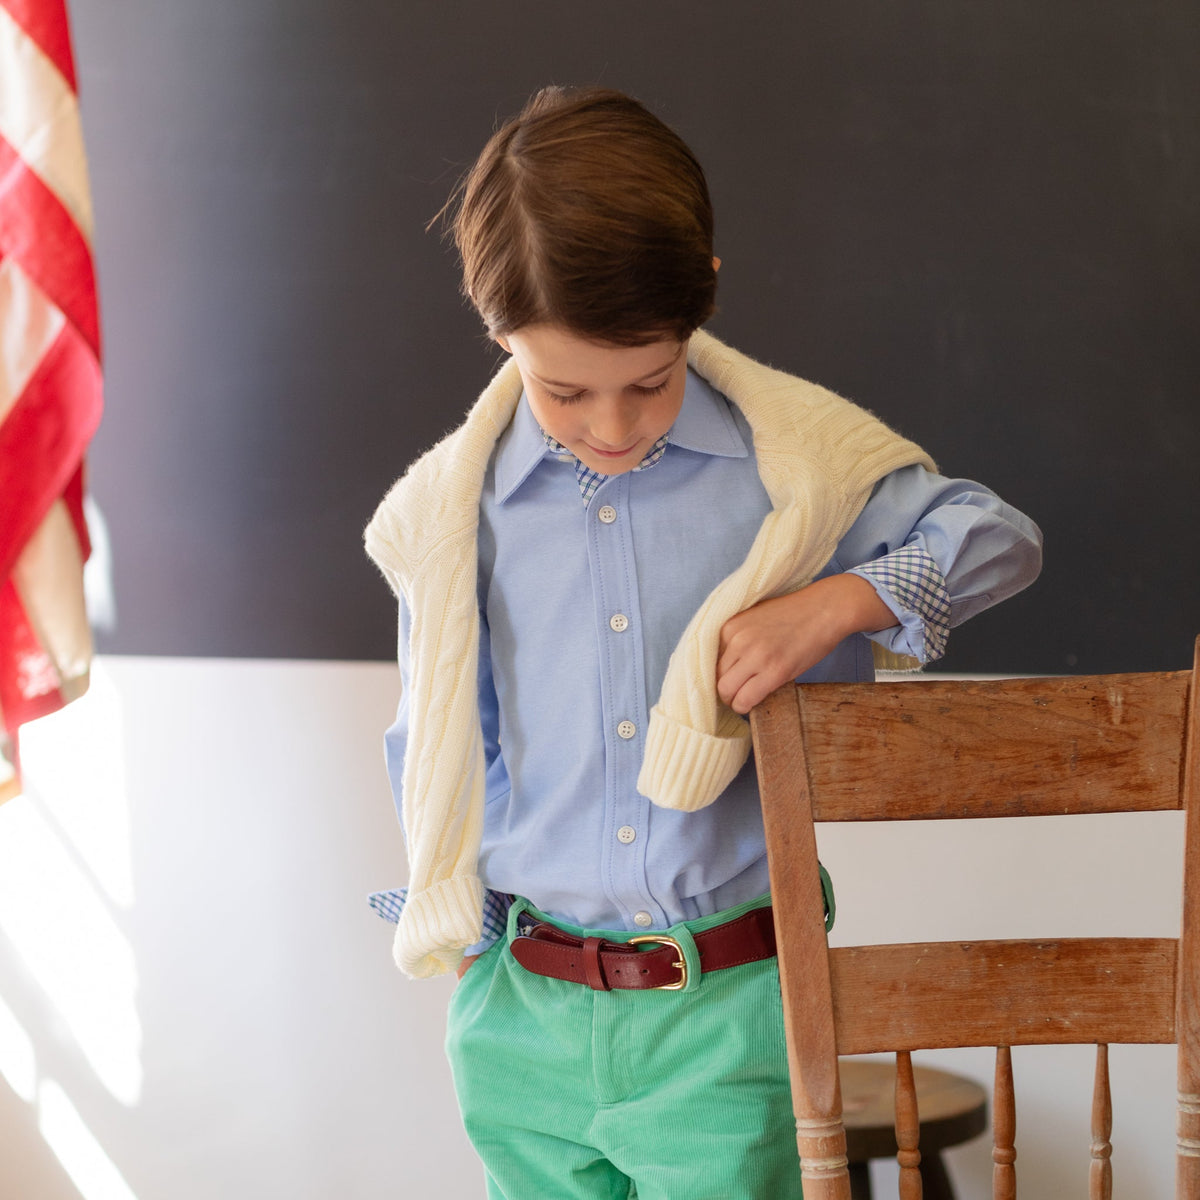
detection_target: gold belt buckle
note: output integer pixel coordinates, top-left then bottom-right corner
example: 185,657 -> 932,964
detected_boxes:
627,934 -> 688,990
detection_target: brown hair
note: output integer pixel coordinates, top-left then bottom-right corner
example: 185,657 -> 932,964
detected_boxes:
445,86 -> 716,346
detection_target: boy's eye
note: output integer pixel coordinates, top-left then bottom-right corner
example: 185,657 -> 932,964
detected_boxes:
544,379 -> 670,404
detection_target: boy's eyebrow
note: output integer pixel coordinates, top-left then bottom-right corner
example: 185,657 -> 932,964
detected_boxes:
533,345 -> 684,391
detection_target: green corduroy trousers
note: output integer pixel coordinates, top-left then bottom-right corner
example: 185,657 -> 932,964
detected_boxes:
444,894 -> 804,1199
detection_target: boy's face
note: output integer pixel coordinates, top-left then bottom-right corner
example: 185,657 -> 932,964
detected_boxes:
497,325 -> 688,477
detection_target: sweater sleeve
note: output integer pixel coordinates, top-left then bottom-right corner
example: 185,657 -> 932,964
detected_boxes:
384,597 -> 508,829
379,596 -> 510,958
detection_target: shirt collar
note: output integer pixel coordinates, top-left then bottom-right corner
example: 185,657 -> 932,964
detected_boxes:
493,367 -> 749,505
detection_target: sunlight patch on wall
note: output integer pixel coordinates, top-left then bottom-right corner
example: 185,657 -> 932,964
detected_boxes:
39,1080 -> 139,1200
0,991 -> 36,1102
0,658 -> 142,1198
0,659 -> 140,1107
0,797 -> 141,1105
20,660 -> 134,908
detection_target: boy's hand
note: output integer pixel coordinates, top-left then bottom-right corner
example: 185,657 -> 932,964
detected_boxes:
456,954 -> 480,980
716,574 -> 896,715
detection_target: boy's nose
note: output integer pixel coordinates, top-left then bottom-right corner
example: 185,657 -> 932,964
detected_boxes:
590,397 -> 638,447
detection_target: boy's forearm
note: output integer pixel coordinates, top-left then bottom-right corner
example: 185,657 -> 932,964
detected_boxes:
816,572 -> 896,637
716,574 -> 895,715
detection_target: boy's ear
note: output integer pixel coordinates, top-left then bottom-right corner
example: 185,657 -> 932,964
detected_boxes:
713,256 -> 722,273
494,334 -> 512,354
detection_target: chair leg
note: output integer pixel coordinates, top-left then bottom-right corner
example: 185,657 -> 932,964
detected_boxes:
847,1160 -> 873,1200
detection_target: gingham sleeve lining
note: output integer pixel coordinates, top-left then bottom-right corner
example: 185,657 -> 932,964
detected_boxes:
853,544 -> 951,663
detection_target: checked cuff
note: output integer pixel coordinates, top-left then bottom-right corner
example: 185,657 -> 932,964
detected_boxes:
368,886 -> 513,943
854,544 -> 951,663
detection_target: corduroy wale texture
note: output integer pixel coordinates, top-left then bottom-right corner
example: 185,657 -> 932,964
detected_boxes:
365,330 -> 934,978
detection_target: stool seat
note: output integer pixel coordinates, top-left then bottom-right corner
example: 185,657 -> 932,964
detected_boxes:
838,1059 -> 988,1200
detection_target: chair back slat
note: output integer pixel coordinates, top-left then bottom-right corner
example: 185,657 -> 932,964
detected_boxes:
796,672 -> 1190,822
993,1046 -> 1016,1200
1090,1043 -> 1113,1200
830,938 -> 1177,1054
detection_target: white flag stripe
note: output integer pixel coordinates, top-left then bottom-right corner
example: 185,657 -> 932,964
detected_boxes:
12,498 -> 93,700
0,6 -> 94,244
0,255 -> 66,422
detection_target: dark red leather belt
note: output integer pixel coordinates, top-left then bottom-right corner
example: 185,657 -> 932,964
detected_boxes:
509,906 -> 777,991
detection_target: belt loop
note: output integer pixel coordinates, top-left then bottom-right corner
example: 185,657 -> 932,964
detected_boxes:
582,937 -> 609,990
506,896 -> 533,942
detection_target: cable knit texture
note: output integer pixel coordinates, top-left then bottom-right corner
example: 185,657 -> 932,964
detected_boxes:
365,330 -> 934,977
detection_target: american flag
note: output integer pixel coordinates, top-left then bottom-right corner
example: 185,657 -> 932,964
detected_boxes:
0,0 -> 103,801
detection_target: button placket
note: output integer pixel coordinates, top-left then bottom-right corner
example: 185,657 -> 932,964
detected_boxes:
588,476 -> 661,931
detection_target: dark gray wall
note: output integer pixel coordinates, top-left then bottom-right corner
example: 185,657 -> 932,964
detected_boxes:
77,1 -> 1199,673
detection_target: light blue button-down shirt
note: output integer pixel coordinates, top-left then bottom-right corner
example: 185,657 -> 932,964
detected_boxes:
383,368 -> 1042,941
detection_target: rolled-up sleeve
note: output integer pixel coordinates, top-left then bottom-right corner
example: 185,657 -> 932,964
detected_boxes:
839,464 -> 1043,663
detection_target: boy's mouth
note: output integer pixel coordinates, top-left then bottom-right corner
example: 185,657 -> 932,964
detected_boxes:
586,441 -> 640,459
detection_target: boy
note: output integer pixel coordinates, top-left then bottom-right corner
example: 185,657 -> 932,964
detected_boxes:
366,87 -> 1041,1199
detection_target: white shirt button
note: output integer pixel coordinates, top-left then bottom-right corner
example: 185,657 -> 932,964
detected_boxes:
609,613 -> 629,633
617,720 -> 636,740
633,911 -> 653,927
598,505 -> 617,524
617,825 -> 637,844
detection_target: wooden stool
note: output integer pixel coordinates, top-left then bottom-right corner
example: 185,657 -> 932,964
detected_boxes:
839,1059 -> 988,1200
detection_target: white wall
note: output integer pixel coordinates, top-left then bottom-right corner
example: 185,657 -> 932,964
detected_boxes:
0,658 -> 1184,1199
0,656 -> 478,1200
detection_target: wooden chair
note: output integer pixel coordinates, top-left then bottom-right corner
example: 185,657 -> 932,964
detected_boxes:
750,638 -> 1200,1199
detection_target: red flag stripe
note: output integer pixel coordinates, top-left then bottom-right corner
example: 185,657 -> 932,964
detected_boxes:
0,318 -> 100,577
0,132 -> 99,355
0,0 -> 76,92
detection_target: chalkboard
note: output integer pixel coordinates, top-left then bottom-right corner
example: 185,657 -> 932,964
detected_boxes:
75,1 -> 1199,673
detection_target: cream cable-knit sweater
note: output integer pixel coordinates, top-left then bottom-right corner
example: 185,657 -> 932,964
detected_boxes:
365,330 -> 935,978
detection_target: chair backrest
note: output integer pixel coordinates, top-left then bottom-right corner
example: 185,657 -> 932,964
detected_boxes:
750,638 -> 1200,1200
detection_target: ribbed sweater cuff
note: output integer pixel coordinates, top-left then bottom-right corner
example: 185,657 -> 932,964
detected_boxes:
637,706 -> 752,812
871,645 -> 924,673
392,874 -> 484,979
